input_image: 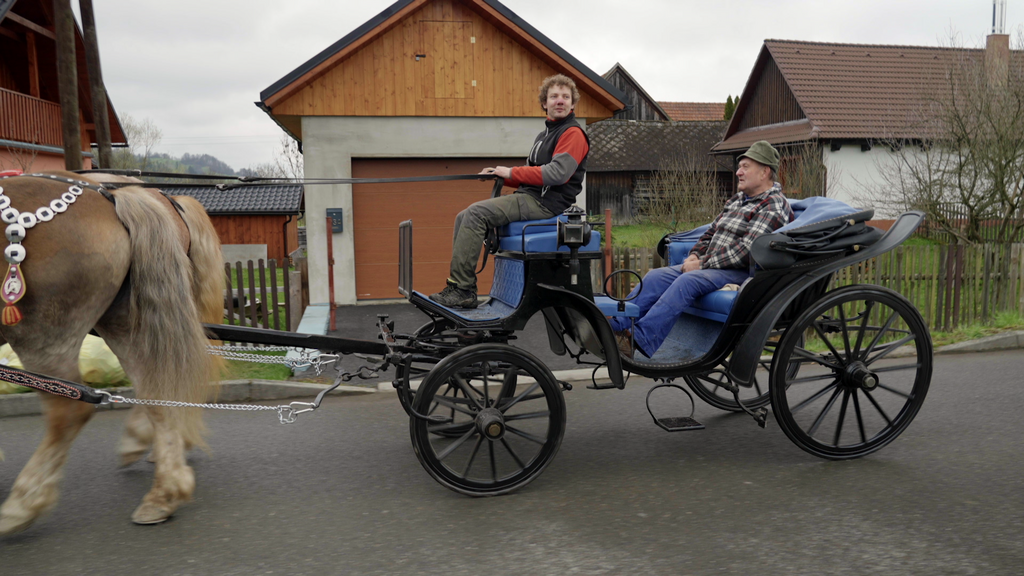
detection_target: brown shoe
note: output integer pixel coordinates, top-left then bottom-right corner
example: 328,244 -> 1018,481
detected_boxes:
614,329 -> 635,358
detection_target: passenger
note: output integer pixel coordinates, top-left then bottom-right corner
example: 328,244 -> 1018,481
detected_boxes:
612,140 -> 794,358
429,74 -> 590,309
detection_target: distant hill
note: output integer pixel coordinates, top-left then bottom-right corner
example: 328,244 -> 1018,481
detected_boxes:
147,152 -> 237,176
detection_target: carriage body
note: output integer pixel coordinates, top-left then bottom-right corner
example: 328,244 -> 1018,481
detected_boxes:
393,200 -> 933,496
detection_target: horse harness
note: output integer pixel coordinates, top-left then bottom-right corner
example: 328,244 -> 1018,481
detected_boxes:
0,173 -> 189,326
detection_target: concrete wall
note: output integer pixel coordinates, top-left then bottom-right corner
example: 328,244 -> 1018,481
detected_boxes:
302,116 -> 588,305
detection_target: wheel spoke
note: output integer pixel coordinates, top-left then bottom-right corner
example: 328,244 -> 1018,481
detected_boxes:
497,364 -> 518,401
812,320 -> 846,366
430,395 -> 478,417
833,389 -> 851,446
452,374 -> 485,410
506,425 -> 546,445
488,440 -> 497,483
788,372 -> 841,386
875,382 -> 911,399
862,389 -> 893,426
500,382 -> 540,413
871,363 -> 921,374
462,435 -> 484,477
504,410 -> 550,422
838,305 -> 852,357
428,420 -> 473,434
435,427 -> 478,461
862,311 -> 898,361
790,380 -> 839,413
482,361 -> 490,406
807,386 -> 844,437
852,300 -> 876,357
500,438 -> 526,469
853,390 -> 867,444
865,333 -> 916,364
792,347 -> 844,371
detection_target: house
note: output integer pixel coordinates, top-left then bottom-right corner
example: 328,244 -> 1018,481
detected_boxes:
587,62 -> 729,222
160,184 -> 304,265
587,120 -> 731,223
257,0 -> 626,303
0,0 -> 126,171
658,102 -> 725,122
710,37 -> 1015,208
602,63 -> 670,121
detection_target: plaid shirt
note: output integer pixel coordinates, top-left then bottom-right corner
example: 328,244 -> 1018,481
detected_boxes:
689,183 -> 794,270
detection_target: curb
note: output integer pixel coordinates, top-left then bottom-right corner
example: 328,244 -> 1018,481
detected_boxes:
3,331 -> 1023,418
0,379 -> 375,419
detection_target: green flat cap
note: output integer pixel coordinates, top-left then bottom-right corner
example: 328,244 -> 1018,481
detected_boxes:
739,141 -> 780,171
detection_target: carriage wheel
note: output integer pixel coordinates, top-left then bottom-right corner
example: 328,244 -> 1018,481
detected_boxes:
684,331 -> 801,413
770,285 -> 932,459
410,344 -> 566,497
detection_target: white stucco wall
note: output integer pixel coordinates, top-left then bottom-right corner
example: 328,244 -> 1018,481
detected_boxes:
302,116 -> 588,305
823,143 -> 925,217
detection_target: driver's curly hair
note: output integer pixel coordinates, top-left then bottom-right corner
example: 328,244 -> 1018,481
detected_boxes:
537,74 -> 580,110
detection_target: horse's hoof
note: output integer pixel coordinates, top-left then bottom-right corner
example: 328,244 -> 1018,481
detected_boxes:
119,450 -> 145,467
0,509 -> 36,535
131,502 -> 174,525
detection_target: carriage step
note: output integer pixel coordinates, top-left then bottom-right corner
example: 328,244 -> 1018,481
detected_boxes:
654,416 -> 705,432
646,383 -> 704,432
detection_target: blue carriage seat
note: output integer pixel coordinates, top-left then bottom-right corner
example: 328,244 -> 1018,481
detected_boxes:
636,197 -> 866,323
496,215 -> 602,253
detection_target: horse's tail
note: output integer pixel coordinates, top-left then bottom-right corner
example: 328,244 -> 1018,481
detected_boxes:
111,187 -> 216,448
174,195 -> 227,384
174,196 -> 225,325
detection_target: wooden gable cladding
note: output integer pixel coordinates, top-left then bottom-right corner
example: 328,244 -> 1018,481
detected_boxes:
270,0 -> 615,121
735,55 -> 805,131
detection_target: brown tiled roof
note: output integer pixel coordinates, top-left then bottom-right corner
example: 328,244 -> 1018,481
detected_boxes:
588,120 -> 730,172
658,102 -> 726,121
715,39 -> 1010,151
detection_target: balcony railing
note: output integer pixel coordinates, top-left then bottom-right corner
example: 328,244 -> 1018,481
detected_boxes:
0,87 -> 62,147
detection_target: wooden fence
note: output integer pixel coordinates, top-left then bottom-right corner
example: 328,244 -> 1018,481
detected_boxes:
223,258 -> 307,331
597,244 -> 1024,332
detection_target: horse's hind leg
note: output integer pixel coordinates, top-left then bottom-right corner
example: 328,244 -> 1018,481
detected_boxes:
0,356 -> 93,535
118,406 -> 155,467
125,405 -> 196,524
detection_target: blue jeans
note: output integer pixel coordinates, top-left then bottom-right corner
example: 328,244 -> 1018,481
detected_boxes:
609,267 -> 750,356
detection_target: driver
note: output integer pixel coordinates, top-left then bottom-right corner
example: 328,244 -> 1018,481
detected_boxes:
611,141 -> 793,358
429,74 -> 590,309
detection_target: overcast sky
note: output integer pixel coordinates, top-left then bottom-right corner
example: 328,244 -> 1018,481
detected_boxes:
78,0 -> 1020,172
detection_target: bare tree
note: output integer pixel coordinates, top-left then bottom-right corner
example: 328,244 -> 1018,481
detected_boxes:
273,134 -> 303,181
867,34 -> 1024,243
641,145 -> 727,233
109,114 -> 163,170
779,142 -> 841,200
53,0 -> 81,170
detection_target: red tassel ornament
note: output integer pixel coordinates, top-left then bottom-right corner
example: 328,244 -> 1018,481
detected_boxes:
2,303 -> 21,325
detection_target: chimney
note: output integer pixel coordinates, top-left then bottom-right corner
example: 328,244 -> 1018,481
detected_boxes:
987,34 -> 1010,88
987,0 -> 1009,88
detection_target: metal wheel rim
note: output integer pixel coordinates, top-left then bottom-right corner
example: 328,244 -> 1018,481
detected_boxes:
410,344 -> 565,496
770,286 -> 932,459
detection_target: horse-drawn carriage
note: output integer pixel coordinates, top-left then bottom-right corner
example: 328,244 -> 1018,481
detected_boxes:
0,170 -> 930,531
212,178 -> 932,497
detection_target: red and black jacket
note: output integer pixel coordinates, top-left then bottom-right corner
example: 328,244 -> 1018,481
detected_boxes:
505,112 -> 589,215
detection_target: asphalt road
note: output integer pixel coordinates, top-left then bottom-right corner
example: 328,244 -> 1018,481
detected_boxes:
1,350 -> 1022,575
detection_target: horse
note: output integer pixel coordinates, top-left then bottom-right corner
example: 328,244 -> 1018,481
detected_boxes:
0,170 -> 224,533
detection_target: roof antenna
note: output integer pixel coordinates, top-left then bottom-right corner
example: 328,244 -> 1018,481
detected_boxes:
992,0 -> 1007,34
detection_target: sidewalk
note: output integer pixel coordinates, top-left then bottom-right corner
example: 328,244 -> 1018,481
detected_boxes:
2,329 -> 1022,419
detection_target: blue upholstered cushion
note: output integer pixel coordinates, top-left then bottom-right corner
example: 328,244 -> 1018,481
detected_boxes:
498,230 -> 601,253
498,216 -> 566,237
594,295 -> 640,317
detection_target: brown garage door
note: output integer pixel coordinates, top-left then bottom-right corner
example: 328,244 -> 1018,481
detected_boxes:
352,158 -> 525,300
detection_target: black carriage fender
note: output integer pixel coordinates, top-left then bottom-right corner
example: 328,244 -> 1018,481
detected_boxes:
536,284 -> 626,389
729,211 -> 925,386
